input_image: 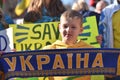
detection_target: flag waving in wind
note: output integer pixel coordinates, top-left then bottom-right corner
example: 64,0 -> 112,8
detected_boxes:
15,0 -> 30,16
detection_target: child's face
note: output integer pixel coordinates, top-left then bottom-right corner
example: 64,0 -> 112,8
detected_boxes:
59,17 -> 83,45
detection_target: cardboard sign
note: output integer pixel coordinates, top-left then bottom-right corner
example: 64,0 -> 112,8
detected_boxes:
0,28 -> 14,52
10,22 -> 60,51
78,16 -> 100,48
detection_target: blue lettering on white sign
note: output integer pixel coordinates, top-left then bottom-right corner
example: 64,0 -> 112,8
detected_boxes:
0,35 -> 7,51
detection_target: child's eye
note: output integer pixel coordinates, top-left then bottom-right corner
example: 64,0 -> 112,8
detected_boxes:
64,25 -> 68,28
71,26 -> 76,29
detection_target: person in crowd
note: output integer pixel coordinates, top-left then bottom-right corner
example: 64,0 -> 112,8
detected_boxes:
43,10 -> 94,80
94,0 -> 109,14
72,0 -> 100,25
24,0 -> 66,23
0,8 -> 9,31
99,0 -> 120,48
99,0 -> 120,79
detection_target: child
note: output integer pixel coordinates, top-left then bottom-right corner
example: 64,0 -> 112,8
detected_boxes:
43,10 -> 93,49
43,10 -> 93,80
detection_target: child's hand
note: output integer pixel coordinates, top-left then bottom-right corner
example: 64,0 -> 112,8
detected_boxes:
11,49 -> 16,52
96,35 -> 102,44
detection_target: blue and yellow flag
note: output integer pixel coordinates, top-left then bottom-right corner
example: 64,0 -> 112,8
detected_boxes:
15,0 -> 30,16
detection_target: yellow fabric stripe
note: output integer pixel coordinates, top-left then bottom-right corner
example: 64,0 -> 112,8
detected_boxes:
91,75 -> 104,80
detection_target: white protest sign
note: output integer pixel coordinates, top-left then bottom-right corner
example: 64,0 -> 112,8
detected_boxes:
0,28 -> 13,52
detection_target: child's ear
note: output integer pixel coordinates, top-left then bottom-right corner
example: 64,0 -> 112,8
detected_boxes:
79,26 -> 83,34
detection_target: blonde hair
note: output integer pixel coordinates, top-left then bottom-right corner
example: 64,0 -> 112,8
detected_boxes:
72,0 -> 89,11
60,10 -> 83,26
